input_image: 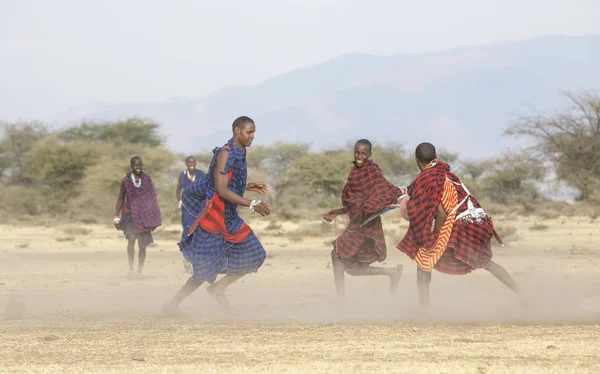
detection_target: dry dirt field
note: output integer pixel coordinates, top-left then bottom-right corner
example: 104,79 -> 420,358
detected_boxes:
1,215 -> 599,373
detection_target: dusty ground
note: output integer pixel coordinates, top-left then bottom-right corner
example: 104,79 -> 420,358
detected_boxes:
1,215 -> 599,373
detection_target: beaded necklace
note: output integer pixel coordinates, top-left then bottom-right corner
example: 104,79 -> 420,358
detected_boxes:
130,173 -> 142,188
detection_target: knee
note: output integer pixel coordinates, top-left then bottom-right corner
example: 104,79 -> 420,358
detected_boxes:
417,270 -> 431,285
139,247 -> 147,254
186,276 -> 203,287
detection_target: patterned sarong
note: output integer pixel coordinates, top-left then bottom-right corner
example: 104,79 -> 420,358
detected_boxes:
181,229 -> 265,283
333,160 -> 404,263
178,139 -> 266,283
413,178 -> 458,271
180,170 -> 206,232
119,172 -> 161,234
397,161 -> 493,274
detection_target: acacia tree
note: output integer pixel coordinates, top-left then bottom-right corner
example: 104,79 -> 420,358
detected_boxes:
59,117 -> 164,147
479,153 -> 545,204
506,92 -> 600,200
255,142 -> 309,204
289,150 -> 351,197
371,142 -> 415,185
0,122 -> 48,185
455,159 -> 493,198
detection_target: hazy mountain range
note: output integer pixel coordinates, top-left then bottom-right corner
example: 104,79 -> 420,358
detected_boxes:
54,34 -> 600,158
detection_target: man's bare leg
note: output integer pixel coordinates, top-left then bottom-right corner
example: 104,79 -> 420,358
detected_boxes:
126,235 -> 136,278
162,276 -> 203,315
344,263 -> 404,293
417,267 -> 432,309
331,250 -> 346,298
183,257 -> 193,274
137,246 -> 147,276
206,273 -> 244,310
484,260 -> 520,294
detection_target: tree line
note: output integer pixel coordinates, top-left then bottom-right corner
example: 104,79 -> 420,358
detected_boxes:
1,92 -> 598,223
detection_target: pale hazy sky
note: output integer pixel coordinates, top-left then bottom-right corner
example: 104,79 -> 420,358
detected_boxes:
1,0 -> 599,121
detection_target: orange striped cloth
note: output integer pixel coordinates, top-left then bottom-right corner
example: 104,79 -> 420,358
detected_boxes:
413,178 -> 458,271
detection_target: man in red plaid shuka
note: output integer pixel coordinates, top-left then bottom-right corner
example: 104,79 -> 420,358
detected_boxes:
324,139 -> 404,298
397,142 -> 520,308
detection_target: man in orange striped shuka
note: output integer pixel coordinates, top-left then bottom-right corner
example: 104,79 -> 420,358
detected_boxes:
397,142 -> 520,309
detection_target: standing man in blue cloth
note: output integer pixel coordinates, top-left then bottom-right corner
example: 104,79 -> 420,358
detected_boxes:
176,156 -> 205,274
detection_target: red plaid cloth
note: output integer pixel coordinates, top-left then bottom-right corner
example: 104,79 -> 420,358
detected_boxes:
396,161 -> 493,274
333,160 -> 403,263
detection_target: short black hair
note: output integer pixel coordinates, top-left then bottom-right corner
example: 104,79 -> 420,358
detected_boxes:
185,155 -> 195,162
130,156 -> 142,167
232,116 -> 255,132
354,139 -> 372,152
415,142 -> 436,163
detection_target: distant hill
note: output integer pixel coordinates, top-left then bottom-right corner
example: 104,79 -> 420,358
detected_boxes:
53,34 -> 600,158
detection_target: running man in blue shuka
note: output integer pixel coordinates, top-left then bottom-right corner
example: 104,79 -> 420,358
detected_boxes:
163,116 -> 271,314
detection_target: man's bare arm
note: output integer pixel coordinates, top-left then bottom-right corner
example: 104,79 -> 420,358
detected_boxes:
214,150 -> 252,207
115,183 -> 125,217
175,174 -> 183,201
432,203 -> 448,233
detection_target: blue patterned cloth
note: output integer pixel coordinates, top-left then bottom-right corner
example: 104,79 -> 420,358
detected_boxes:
180,170 -> 201,192
180,172 -> 207,241
178,139 -> 266,283
181,229 -> 266,283
180,170 -> 206,235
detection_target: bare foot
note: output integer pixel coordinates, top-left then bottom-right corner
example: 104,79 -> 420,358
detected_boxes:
390,265 -> 403,293
127,270 -> 136,280
206,284 -> 232,311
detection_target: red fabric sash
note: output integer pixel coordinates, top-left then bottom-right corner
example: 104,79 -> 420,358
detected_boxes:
187,146 -> 252,243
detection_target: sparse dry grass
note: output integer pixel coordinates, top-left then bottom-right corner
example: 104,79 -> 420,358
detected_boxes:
1,216 -> 600,373
265,221 -> 282,231
153,228 -> 182,240
55,236 -> 76,242
61,226 -> 93,236
493,224 -> 521,243
529,223 -> 550,231
1,321 -> 599,373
